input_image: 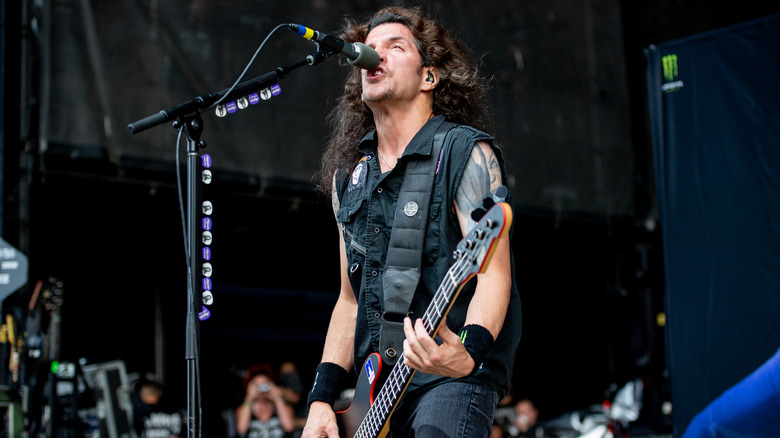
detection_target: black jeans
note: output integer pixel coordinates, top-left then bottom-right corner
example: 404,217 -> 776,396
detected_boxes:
390,380 -> 498,437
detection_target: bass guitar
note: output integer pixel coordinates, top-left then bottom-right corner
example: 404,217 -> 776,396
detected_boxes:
339,200 -> 513,438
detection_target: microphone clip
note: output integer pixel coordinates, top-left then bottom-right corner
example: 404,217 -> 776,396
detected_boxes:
306,49 -> 334,66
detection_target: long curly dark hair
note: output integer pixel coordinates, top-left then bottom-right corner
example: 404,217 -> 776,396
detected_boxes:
315,6 -> 492,194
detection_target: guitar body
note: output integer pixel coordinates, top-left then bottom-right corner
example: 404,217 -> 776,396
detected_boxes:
338,353 -> 387,437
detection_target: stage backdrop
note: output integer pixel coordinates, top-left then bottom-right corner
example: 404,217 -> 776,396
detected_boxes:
645,14 -> 780,435
38,0 -> 634,217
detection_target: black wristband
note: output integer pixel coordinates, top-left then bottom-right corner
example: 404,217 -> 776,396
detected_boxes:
307,362 -> 349,407
459,324 -> 495,374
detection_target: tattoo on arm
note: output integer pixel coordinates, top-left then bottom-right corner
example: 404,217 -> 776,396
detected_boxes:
455,142 -> 502,231
332,174 -> 343,232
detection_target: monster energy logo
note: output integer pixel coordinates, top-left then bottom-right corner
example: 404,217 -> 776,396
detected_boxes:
662,54 -> 678,81
661,53 -> 684,92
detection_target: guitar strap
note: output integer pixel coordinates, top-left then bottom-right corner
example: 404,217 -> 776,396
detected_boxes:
379,120 -> 455,365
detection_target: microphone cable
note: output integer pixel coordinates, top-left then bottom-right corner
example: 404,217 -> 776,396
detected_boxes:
204,23 -> 290,113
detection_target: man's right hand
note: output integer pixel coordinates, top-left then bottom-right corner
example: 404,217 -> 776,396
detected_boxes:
301,401 -> 340,438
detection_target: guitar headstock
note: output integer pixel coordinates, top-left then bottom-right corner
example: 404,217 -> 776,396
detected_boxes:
42,277 -> 64,314
454,199 -> 513,276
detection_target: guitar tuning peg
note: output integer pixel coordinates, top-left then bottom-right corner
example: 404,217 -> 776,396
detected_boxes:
470,207 -> 487,222
492,185 -> 508,203
477,185 -> 509,214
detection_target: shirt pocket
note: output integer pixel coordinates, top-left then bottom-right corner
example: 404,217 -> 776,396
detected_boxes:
337,197 -> 367,257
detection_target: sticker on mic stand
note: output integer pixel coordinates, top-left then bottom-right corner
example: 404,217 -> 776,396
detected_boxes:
202,291 -> 214,305
198,306 -> 211,321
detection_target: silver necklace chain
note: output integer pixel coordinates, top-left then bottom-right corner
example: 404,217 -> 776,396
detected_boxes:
377,150 -> 396,170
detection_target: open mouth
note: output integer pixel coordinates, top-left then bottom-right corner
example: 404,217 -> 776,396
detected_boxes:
366,67 -> 384,78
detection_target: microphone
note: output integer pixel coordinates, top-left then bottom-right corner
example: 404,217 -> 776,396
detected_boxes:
288,24 -> 380,70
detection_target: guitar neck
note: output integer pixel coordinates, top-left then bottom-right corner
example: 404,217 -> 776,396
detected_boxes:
419,262 -> 469,337
45,311 -> 62,361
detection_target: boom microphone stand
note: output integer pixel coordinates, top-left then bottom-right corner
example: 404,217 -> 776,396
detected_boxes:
127,49 -> 333,438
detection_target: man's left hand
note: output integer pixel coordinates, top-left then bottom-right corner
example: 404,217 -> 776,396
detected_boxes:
402,316 -> 474,377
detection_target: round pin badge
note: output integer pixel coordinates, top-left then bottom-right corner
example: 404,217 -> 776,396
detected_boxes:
404,201 -> 419,217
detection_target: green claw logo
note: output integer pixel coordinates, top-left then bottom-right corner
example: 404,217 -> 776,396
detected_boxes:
661,53 -> 684,92
662,54 -> 678,81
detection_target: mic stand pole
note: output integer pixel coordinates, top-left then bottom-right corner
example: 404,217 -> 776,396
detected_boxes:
127,49 -> 335,438
177,111 -> 205,438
